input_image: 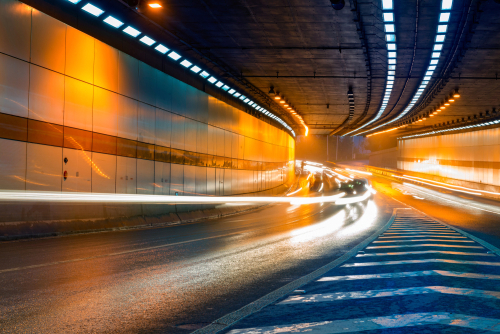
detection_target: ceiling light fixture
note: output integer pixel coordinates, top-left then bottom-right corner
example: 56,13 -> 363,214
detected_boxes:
355,0 -> 453,136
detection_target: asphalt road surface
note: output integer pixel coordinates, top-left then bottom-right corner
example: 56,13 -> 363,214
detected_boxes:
1,167 -> 500,333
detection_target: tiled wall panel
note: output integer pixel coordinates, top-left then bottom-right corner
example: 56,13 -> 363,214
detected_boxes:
116,156 -> 137,194
138,103 -> 156,144
170,114 -> 185,150
29,65 -> 64,125
0,139 -> 26,190
91,152 -> 116,193
62,147 -> 91,192
116,95 -> 138,140
0,53 -> 29,118
93,87 -> 118,136
31,10 -> 66,73
65,27 -> 94,84
206,168 -> 216,196
118,52 -> 139,100
0,0 -> 31,61
26,143 -> 62,191
184,165 -> 196,196
195,166 -> 207,195
154,161 -> 170,195
137,159 -> 154,194
94,40 -> 118,92
155,108 -> 171,147
64,77 -> 93,131
170,163 -> 184,195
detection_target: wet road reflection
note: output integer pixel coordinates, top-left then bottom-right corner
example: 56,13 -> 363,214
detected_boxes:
0,189 -> 396,333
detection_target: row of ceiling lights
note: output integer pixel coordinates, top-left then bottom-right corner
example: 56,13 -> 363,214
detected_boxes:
343,0 -> 397,136
68,0 -> 295,136
400,116 -> 500,140
269,87 -> 308,136
354,0 -> 454,137
367,90 -> 460,136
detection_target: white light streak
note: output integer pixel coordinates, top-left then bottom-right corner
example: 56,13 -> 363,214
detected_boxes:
0,190 -> 347,205
393,175 -> 482,195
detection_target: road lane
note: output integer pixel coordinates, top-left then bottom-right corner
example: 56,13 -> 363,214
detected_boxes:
0,187 -> 397,333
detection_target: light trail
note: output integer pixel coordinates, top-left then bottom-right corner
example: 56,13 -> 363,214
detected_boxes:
402,183 -> 500,216
286,188 -> 303,196
0,190 -> 375,206
346,168 -> 372,176
403,175 -> 500,196
392,175 -> 482,196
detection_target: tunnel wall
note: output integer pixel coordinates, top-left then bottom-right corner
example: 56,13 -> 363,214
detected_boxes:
368,147 -> 398,170
398,128 -> 500,186
0,0 -> 295,197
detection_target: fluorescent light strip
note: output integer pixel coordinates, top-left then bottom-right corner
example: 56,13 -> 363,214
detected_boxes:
354,0 -> 453,136
168,51 -> 181,60
343,0 -> 396,136
180,59 -> 192,68
123,26 -> 141,37
103,16 -> 123,28
190,66 -> 201,73
81,3 -> 104,16
154,44 -> 169,54
140,36 -> 155,46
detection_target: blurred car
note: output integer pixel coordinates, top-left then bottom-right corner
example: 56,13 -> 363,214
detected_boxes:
339,178 -> 370,196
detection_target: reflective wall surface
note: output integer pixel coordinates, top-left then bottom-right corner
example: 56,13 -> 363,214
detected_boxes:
399,128 -> 500,186
0,0 -> 295,196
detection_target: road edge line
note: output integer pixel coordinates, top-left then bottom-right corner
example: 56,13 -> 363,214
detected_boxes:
192,207 -> 402,334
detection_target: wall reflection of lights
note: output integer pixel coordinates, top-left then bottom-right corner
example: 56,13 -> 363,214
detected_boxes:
287,188 -> 302,196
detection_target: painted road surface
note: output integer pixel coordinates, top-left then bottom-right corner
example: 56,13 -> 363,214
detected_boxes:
221,209 -> 500,333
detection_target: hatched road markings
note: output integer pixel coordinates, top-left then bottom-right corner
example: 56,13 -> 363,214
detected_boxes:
225,209 -> 500,333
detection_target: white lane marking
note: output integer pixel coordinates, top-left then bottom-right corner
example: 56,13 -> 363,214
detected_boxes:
387,228 -> 450,230
280,286 -> 500,304
342,259 -> 500,267
356,251 -> 492,257
374,239 -> 474,243
227,313 -> 500,333
390,227 -> 445,229
379,235 -> 467,239
367,244 -> 483,249
383,232 -> 461,235
318,270 -> 500,282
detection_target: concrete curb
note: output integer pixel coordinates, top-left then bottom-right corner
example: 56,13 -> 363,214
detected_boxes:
192,208 -> 401,334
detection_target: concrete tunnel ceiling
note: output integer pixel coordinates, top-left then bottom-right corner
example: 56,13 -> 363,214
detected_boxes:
48,0 -> 500,137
